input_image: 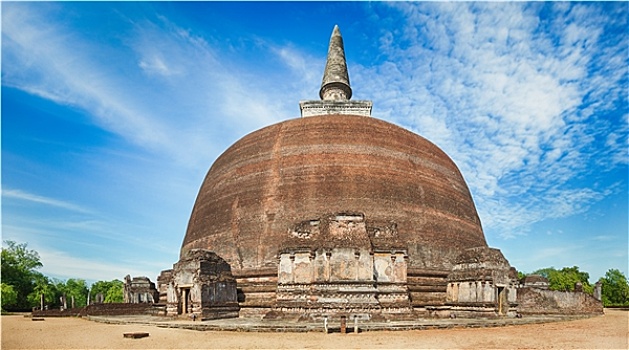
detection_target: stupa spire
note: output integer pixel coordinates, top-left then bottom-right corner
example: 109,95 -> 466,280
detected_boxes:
319,25 -> 352,101
299,25 -> 371,118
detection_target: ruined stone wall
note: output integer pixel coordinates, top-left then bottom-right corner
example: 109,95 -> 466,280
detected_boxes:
406,269 -> 448,308
124,276 -> 159,304
32,307 -> 86,317
276,247 -> 379,312
156,269 -> 172,304
279,248 -> 374,285
517,287 -> 603,315
83,303 -> 162,316
165,250 -> 239,320
373,251 -> 407,283
448,281 -> 496,303
32,303 -> 160,317
233,268 -> 277,318
274,247 -> 411,318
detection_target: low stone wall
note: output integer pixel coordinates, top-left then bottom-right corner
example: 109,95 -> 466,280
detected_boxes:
32,308 -> 85,317
517,287 -> 603,315
32,303 -> 165,317
83,303 -> 162,316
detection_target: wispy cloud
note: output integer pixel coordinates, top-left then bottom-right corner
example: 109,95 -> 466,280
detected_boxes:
2,4 -> 172,153
37,247 -> 155,282
0,232 -> 160,282
2,189 -> 92,214
360,2 -> 627,238
1,4 -> 297,171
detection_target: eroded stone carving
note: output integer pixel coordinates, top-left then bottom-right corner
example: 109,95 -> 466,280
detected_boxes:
160,249 -> 239,320
123,275 -> 159,304
290,220 -> 320,239
443,247 -> 519,318
276,213 -> 411,320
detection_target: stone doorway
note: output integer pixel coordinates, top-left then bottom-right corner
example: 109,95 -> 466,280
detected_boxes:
497,286 -> 507,315
180,287 -> 191,315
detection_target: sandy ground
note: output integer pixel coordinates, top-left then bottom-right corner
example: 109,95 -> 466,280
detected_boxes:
2,309 -> 627,349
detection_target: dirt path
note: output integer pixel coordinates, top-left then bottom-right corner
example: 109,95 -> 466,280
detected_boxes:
2,309 -> 627,349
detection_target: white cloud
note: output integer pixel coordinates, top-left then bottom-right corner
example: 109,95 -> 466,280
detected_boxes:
37,247 -> 153,283
362,2 -> 627,238
139,55 -> 178,77
2,4 -> 173,153
1,3 -> 298,172
2,189 -> 92,214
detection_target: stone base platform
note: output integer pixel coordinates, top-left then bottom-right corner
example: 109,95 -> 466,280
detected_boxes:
87,313 -> 598,333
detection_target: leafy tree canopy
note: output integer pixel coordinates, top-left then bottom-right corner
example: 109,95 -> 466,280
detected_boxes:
55,279 -> 89,308
26,273 -> 57,309
531,266 -> 593,294
104,281 -> 124,303
91,279 -> 124,303
599,269 -> 629,306
1,283 -> 18,312
1,240 -> 42,272
1,240 -> 43,309
1,241 -> 127,310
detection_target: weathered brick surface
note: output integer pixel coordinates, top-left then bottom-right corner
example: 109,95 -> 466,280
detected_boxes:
179,114 -> 491,316
182,114 -> 486,278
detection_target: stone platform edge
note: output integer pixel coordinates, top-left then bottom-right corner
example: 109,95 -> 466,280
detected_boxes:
85,314 -> 598,333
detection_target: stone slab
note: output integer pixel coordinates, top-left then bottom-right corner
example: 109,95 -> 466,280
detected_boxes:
123,332 -> 149,339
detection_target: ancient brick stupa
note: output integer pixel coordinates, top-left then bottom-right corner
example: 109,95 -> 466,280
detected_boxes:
158,25 -> 523,321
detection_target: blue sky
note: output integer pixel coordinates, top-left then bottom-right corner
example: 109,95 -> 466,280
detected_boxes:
2,2 -> 627,285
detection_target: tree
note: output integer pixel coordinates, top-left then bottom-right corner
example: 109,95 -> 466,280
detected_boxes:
104,281 -> 124,303
1,241 -> 43,309
532,266 -> 593,294
90,279 -> 124,303
55,279 -> 89,308
1,283 -> 17,312
26,273 -> 58,309
599,269 -> 629,306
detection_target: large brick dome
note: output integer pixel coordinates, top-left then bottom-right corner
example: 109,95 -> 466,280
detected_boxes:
157,25 -> 594,322
181,114 -> 487,273
159,26 -> 526,320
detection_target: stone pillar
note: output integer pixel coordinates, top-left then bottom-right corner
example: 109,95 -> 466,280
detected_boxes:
325,251 -> 332,282
290,254 -> 295,284
340,315 -> 347,334
354,251 -> 360,281
594,281 -> 602,301
468,282 -> 477,302
310,252 -> 316,283
483,281 -> 494,302
278,253 -> 293,284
